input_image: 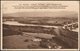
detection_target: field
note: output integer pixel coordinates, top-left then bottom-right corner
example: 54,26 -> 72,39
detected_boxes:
3,17 -> 78,26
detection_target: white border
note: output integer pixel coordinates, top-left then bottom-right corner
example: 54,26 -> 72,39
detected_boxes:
1,1 -> 79,51
1,1 -> 3,50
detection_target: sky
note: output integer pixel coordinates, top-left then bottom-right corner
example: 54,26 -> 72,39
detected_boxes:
1,1 -> 79,14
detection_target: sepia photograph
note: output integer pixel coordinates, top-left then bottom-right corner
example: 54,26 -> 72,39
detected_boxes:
1,1 -> 79,49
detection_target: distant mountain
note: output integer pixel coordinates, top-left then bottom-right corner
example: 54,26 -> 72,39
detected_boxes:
3,11 -> 78,18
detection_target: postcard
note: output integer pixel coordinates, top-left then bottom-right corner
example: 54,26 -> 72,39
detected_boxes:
0,1 -> 79,51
